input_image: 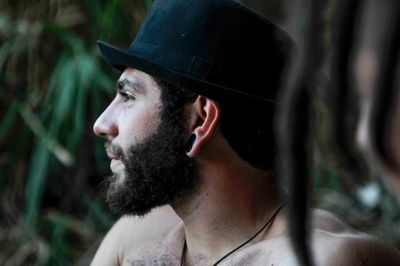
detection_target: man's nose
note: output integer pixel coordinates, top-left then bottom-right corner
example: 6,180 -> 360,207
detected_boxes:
93,109 -> 118,138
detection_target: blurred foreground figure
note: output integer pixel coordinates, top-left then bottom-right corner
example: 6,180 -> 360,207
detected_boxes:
90,0 -> 400,265
353,0 -> 400,203
283,0 -> 400,264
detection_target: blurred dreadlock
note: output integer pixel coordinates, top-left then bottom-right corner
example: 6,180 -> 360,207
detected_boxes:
280,0 -> 400,265
330,0 -> 363,173
330,0 -> 400,172
276,0 -> 326,265
364,1 -> 400,165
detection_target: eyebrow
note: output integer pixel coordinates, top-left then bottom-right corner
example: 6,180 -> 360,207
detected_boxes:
115,78 -> 145,94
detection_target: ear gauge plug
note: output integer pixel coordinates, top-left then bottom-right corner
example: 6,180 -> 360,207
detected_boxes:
185,134 -> 196,153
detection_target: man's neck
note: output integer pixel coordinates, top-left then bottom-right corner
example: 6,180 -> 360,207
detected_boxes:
171,150 -> 282,265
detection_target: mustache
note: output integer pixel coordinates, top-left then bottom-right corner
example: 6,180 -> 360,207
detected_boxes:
104,141 -> 124,158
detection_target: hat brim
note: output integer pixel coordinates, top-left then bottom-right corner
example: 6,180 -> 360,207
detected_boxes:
97,40 -> 273,102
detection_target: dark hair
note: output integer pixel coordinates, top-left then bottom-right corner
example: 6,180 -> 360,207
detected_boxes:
154,78 -> 278,172
217,95 -> 277,172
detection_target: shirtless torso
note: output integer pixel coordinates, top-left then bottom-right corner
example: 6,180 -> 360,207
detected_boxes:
91,205 -> 400,266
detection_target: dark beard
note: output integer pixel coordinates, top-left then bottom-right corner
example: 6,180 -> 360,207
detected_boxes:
104,109 -> 200,217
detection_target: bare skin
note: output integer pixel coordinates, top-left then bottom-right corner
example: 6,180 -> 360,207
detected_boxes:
92,68 -> 400,266
91,206 -> 400,266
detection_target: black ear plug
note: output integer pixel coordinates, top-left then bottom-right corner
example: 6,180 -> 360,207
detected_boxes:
185,134 -> 196,153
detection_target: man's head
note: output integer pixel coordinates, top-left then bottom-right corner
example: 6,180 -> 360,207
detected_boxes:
94,69 -> 201,216
94,68 -> 280,217
94,0 -> 292,216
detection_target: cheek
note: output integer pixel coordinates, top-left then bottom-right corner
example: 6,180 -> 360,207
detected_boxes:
118,104 -> 161,146
136,106 -> 161,134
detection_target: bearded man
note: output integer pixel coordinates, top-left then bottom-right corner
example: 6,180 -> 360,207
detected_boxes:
91,0 -> 400,265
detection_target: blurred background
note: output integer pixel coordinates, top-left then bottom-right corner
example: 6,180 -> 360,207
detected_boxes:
0,0 -> 399,265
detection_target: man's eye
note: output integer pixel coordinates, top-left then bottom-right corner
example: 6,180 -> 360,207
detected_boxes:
119,91 -> 135,101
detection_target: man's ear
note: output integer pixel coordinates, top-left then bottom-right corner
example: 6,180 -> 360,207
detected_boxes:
186,95 -> 220,157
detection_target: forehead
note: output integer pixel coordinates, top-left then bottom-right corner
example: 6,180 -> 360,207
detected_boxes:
118,68 -> 161,97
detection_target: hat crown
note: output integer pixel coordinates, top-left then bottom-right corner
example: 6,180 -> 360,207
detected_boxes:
99,0 -> 293,101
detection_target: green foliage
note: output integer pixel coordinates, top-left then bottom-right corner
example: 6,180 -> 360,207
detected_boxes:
0,0 -> 148,264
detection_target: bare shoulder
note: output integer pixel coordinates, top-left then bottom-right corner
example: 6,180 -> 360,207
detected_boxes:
90,205 -> 182,266
250,209 -> 400,265
311,209 -> 400,266
311,208 -> 352,233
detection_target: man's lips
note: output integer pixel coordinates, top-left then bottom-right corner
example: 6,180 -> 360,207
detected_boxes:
107,153 -> 120,160
107,153 -> 123,170
104,142 -> 124,172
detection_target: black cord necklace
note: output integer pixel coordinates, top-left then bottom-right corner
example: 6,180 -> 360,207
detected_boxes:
179,202 -> 285,266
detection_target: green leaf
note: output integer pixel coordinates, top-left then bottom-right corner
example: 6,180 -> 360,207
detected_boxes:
49,56 -> 77,136
25,138 -> 50,227
0,37 -> 16,63
83,197 -> 115,231
0,15 -> 12,36
0,100 -> 19,142
19,103 -> 74,166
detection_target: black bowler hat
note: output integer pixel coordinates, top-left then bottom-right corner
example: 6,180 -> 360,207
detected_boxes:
97,0 -> 293,102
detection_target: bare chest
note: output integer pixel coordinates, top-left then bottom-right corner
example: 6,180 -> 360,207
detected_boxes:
121,236 -> 298,266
